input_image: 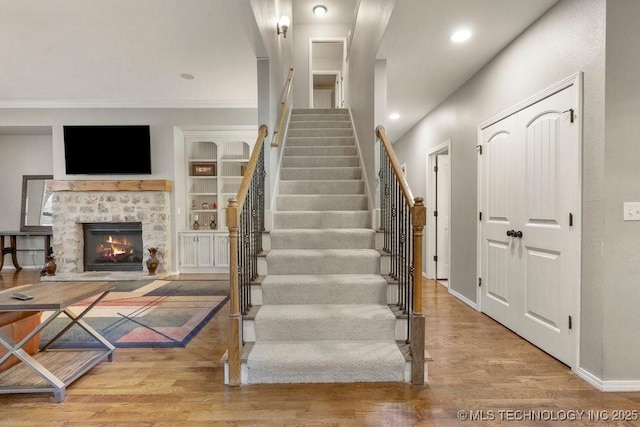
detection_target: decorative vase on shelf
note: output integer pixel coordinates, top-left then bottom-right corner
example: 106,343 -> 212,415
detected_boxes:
193,219 -> 200,229
210,219 -> 217,230
45,255 -> 57,276
146,247 -> 159,276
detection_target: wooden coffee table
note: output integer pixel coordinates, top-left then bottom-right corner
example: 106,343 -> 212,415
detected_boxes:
0,281 -> 116,402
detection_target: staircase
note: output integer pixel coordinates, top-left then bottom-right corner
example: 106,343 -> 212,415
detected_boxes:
242,108 -> 410,383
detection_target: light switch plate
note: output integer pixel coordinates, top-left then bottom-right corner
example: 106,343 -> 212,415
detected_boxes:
623,202 -> 640,221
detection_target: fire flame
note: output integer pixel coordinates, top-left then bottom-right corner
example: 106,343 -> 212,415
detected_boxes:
96,235 -> 135,257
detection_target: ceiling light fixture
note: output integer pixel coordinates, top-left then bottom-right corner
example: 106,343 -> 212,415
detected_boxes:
277,15 -> 290,38
313,5 -> 327,17
180,73 -> 195,80
389,113 -> 400,120
451,28 -> 472,43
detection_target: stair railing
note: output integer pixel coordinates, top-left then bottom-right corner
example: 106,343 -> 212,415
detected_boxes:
376,125 -> 426,385
226,123 -> 269,386
270,67 -> 295,148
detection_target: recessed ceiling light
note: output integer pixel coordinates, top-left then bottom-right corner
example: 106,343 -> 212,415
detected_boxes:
180,73 -> 195,80
313,5 -> 327,17
451,29 -> 472,43
389,113 -> 400,120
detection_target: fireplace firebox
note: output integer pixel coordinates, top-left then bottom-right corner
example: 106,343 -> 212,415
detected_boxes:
83,222 -> 143,272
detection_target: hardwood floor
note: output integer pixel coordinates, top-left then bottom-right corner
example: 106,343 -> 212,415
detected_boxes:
2,269 -> 640,426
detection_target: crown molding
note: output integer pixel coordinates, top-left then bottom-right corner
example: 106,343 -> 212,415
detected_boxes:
0,98 -> 257,109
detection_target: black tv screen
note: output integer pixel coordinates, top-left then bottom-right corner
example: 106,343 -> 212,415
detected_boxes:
63,125 -> 152,174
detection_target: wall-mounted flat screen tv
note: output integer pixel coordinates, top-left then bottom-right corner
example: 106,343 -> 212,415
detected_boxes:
63,125 -> 152,174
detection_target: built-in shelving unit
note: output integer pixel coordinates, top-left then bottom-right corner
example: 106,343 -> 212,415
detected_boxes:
179,129 -> 255,273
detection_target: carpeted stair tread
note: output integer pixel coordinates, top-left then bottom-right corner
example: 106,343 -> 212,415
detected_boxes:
261,274 -> 387,305
288,128 -> 353,138
267,249 -> 380,275
254,304 -> 396,341
289,121 -> 352,129
284,146 -> 357,157
283,156 -> 359,168
286,137 -> 355,147
273,211 -> 370,229
281,167 -> 361,181
270,229 -> 374,249
279,180 -> 365,195
277,194 -> 368,211
247,340 -> 406,383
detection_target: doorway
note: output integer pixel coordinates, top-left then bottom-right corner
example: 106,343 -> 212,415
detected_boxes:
477,75 -> 582,368
427,142 -> 451,285
309,38 -> 346,108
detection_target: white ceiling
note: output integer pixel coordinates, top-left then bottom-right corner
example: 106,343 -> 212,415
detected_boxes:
377,0 -> 560,142
293,0 -> 358,25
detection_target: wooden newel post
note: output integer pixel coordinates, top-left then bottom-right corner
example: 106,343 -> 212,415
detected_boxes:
226,197 -> 242,386
411,197 -> 426,385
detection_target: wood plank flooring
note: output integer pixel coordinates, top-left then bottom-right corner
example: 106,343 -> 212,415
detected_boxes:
1,269 -> 639,426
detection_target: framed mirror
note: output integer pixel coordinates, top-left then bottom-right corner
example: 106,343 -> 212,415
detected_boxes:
20,174 -> 53,232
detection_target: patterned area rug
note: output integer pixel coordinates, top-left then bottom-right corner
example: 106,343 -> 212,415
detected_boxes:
40,280 -> 229,348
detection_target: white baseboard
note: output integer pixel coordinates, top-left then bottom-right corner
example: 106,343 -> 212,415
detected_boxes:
575,367 -> 640,391
575,367 -> 603,390
448,288 -> 478,311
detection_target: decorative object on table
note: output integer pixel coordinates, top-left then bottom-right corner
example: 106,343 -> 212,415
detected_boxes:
45,255 -> 57,276
202,202 -> 209,210
146,247 -> 159,275
209,219 -> 217,230
211,201 -> 217,209
191,162 -> 216,176
192,215 -> 200,230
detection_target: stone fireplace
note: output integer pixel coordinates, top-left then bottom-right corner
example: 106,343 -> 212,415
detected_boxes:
83,222 -> 144,271
47,180 -> 172,275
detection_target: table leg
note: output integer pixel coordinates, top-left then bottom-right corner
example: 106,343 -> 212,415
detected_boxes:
0,236 -> 4,271
9,236 -> 21,270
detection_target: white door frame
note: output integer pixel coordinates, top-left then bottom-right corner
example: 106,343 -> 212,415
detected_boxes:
476,72 -> 583,370
309,37 -> 346,108
426,140 -> 451,286
312,70 -> 342,108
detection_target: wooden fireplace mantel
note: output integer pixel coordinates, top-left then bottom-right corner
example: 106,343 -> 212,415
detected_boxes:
46,180 -> 172,192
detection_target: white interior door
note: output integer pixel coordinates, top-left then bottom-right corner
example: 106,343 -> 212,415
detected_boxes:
479,84 -> 579,366
436,154 -> 450,279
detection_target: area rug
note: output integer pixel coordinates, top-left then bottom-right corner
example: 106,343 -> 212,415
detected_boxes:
39,279 -> 229,348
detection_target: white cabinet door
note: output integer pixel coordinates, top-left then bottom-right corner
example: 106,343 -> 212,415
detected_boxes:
214,234 -> 230,267
179,232 -> 215,269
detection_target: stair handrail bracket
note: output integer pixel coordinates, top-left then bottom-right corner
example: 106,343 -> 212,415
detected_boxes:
376,125 -> 426,385
226,123 -> 269,386
271,68 -> 295,148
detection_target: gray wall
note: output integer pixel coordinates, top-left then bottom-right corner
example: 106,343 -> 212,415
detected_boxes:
603,0 -> 640,381
347,0 -> 395,205
392,0 -> 607,378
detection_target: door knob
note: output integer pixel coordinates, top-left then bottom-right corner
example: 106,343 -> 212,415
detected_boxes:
506,230 -> 515,237
514,231 -> 523,238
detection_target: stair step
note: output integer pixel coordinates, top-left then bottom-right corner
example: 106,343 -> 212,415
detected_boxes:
267,249 -> 380,274
279,180 -> 364,195
286,137 -> 355,147
281,167 -> 361,180
277,194 -> 368,211
284,146 -> 357,157
261,274 -> 387,305
292,108 -> 349,115
289,121 -> 352,129
246,340 -> 407,383
282,156 -> 359,168
254,304 -> 396,341
291,113 -> 351,122
273,211 -> 370,229
288,128 -> 353,138
270,229 -> 374,249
